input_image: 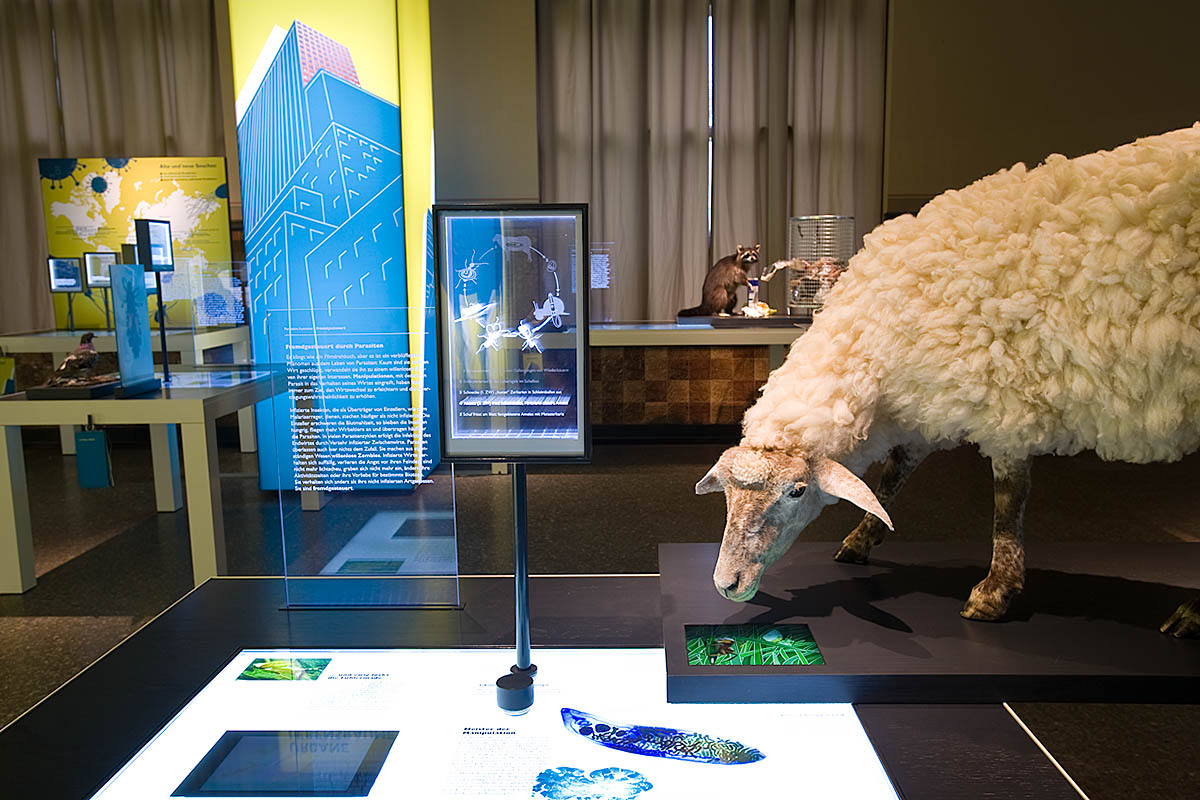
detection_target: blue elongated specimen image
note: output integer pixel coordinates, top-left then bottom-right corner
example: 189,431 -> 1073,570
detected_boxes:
560,708 -> 764,765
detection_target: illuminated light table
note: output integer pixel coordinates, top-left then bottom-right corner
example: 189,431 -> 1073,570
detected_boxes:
0,576 -> 1089,799
0,326 -> 257,454
0,369 -> 281,594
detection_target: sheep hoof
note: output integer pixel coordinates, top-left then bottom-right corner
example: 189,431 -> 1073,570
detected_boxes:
833,539 -> 871,564
1160,597 -> 1200,638
961,579 -> 1018,621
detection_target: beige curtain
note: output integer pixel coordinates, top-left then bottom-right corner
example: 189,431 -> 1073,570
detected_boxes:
714,0 -> 886,309
0,0 -> 223,334
537,0 -> 710,321
538,0 -> 887,320
0,1 -> 59,333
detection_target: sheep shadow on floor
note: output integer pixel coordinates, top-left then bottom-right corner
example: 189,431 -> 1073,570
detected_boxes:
737,560 -> 1199,669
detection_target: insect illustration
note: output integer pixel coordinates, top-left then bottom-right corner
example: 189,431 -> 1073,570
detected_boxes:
515,320 -> 544,353
457,257 -> 481,288
478,321 -> 505,352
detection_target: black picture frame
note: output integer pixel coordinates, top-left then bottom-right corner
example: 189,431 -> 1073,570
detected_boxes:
433,203 -> 591,464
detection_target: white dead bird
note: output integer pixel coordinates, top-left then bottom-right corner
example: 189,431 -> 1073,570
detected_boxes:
698,125 -> 1200,637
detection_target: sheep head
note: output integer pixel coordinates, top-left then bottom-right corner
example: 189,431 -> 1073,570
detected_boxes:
697,445 -> 892,602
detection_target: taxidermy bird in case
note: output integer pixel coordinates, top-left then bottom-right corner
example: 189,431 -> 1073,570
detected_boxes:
47,333 -> 100,385
26,332 -> 120,399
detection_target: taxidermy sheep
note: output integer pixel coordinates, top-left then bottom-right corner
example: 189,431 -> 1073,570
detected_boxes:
697,125 -> 1200,637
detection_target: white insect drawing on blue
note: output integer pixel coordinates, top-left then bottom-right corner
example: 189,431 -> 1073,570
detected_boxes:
453,226 -> 569,355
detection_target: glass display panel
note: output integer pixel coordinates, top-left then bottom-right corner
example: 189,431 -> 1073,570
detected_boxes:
434,205 -> 589,461
172,730 -> 396,797
90,648 -> 899,800
188,261 -> 248,328
109,262 -> 157,391
136,218 -> 175,271
263,307 -> 458,608
48,257 -> 84,292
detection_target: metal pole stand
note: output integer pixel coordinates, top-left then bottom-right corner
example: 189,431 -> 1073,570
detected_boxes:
496,463 -> 537,715
154,272 -> 170,383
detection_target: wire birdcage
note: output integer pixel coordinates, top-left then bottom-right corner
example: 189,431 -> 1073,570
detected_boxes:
785,215 -> 854,317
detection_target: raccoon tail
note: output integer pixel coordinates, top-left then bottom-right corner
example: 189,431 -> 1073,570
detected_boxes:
677,305 -> 708,317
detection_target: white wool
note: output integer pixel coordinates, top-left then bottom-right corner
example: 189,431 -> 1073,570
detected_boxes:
742,125 -> 1200,465
729,449 -> 771,487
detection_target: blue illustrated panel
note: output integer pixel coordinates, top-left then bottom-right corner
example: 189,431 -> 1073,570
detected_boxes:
236,20 -> 435,490
110,263 -> 154,387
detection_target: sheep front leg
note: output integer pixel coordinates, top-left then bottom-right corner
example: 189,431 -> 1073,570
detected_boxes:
834,444 -> 929,564
962,456 -> 1031,621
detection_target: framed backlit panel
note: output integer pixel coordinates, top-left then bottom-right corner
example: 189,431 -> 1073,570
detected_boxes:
48,257 -> 84,292
135,218 -> 175,272
434,204 -> 590,462
84,252 -> 118,288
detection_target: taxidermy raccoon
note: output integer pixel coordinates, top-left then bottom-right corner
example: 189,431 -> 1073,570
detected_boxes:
678,244 -> 760,316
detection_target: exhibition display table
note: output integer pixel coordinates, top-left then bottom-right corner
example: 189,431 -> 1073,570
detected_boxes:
0,576 -> 1082,800
586,322 -> 810,427
590,321 -> 808,348
0,369 -> 282,594
0,326 -> 257,454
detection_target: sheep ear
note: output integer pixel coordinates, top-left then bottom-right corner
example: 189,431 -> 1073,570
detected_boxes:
814,459 -> 893,530
696,464 -> 724,495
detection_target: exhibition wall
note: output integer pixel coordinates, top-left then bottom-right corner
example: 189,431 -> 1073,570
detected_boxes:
38,156 -> 236,330
9,1 -> 1200,333
0,0 -> 225,334
885,0 -> 1200,213
427,0 -> 539,203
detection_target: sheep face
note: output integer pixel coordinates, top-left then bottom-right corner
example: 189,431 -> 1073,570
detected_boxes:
697,446 -> 893,602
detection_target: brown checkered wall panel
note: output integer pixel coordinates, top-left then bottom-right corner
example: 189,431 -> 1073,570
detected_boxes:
590,346 -> 769,425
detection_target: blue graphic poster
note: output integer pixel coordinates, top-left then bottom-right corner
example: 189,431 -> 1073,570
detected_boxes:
236,20 -> 435,490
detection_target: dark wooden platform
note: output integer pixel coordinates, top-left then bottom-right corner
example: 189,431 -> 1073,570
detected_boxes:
661,541 -> 1200,703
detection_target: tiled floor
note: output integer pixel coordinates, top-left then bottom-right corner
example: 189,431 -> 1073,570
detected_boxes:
1,426 -> 1198,797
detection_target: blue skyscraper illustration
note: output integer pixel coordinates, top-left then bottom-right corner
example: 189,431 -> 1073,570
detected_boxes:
237,21 -> 427,490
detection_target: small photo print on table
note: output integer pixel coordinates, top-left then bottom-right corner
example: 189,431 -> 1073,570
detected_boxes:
685,624 -> 825,666
237,658 -> 332,681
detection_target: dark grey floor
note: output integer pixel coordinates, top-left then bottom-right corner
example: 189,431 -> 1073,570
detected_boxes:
1,424 -> 1197,798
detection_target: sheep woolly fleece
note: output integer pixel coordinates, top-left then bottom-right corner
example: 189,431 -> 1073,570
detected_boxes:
742,125 -> 1200,464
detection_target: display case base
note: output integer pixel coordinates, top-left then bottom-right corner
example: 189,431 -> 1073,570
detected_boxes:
675,314 -> 808,327
114,377 -> 162,398
660,541 -> 1200,704
24,378 -> 120,399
